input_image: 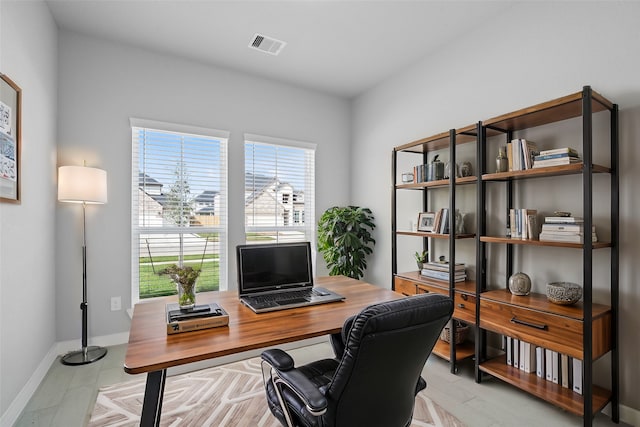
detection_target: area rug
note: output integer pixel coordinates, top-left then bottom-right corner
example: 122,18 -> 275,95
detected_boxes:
89,357 -> 465,427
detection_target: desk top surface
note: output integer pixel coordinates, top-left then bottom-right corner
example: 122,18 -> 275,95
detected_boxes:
124,276 -> 400,374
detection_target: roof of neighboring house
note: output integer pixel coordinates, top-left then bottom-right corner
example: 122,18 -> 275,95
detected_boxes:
245,172 -> 298,206
139,173 -> 163,187
194,190 -> 219,203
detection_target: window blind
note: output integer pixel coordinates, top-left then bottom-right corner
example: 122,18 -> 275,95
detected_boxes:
131,119 -> 228,301
244,135 -> 316,246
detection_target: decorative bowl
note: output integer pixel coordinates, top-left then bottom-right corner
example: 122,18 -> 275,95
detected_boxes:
546,282 -> 582,305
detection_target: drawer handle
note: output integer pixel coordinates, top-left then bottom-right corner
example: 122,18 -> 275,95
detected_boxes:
510,316 -> 548,330
457,303 -> 465,308
461,294 -> 469,301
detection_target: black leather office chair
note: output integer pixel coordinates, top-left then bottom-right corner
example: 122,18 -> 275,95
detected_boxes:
260,293 -> 454,427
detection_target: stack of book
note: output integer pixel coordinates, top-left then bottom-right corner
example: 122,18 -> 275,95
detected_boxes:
532,147 -> 582,168
420,261 -> 466,282
508,138 -> 539,171
539,216 -> 597,243
505,337 -> 583,395
508,208 -> 538,240
166,302 -> 229,334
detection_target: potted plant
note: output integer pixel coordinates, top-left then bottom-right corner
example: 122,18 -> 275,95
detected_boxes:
414,250 -> 428,270
317,206 -> 375,279
162,264 -> 200,309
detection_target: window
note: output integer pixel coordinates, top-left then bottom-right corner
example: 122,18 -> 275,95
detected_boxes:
131,119 -> 228,302
244,134 -> 315,245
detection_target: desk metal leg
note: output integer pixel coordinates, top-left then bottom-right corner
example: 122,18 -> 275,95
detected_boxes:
140,369 -> 167,427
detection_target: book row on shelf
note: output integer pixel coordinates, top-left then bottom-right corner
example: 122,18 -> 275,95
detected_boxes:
420,261 -> 466,282
507,141 -> 582,171
505,337 -> 583,395
508,208 -> 538,239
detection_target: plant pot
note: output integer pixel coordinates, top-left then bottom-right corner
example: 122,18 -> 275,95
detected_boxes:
417,262 -> 424,270
176,281 -> 197,309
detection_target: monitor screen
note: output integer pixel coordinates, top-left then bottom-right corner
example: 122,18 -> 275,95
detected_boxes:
236,242 -> 313,294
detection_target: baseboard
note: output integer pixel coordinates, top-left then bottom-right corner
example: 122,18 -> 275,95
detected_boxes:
0,344 -> 60,427
620,404 -> 640,426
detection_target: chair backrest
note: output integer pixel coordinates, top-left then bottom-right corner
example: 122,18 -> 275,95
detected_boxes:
325,293 -> 453,426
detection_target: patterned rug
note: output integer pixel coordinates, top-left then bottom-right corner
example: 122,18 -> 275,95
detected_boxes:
89,357 -> 465,427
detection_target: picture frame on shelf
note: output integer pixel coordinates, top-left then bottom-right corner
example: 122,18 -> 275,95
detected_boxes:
417,212 -> 436,232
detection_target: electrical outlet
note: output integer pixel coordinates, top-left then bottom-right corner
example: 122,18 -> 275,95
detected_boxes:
110,296 -> 122,311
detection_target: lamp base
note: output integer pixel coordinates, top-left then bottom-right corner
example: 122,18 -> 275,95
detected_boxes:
61,346 -> 108,365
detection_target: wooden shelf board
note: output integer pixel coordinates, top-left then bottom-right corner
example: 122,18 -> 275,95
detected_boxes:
479,236 -> 612,249
396,175 -> 477,189
397,271 -> 476,295
395,126 -> 479,153
432,338 -> 475,362
479,356 -> 611,416
479,289 -> 611,321
481,163 -> 610,181
398,231 -> 476,240
483,90 -> 613,132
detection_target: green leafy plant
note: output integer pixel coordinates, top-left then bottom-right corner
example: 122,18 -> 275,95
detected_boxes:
161,264 -> 200,307
317,206 -> 376,279
414,250 -> 428,265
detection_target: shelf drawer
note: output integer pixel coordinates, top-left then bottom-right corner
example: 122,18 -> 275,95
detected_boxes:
479,298 -> 611,360
416,283 -> 448,296
394,277 -> 418,296
454,293 -> 476,324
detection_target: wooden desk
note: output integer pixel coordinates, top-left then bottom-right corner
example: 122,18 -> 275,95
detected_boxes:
124,276 -> 400,426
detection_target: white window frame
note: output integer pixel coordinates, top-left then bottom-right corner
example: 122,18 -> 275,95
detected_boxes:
131,118 -> 229,305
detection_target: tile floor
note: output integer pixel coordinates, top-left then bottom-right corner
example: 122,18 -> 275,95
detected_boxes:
15,341 -> 628,427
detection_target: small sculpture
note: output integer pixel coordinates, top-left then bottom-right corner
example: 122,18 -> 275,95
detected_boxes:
508,272 -> 531,296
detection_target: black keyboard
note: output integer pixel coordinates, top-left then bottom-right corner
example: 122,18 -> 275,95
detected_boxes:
252,289 -> 321,305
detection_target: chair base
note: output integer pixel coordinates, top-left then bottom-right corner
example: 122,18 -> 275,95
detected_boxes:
61,346 -> 108,365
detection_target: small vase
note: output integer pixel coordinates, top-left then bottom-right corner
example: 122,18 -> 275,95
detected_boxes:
417,262 -> 424,270
176,281 -> 197,309
496,147 -> 508,173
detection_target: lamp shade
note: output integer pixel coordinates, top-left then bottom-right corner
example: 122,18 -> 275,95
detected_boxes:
58,165 -> 108,204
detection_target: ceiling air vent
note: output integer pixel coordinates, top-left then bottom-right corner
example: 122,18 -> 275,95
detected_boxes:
249,33 -> 286,56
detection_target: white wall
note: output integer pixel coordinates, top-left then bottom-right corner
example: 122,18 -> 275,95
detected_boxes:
0,0 -> 58,419
352,1 -> 640,417
55,30 -> 351,341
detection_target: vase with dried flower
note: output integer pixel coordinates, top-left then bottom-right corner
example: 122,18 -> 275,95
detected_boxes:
162,264 -> 200,309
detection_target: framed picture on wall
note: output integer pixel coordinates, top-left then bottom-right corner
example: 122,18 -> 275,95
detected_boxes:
0,73 -> 21,203
417,212 -> 436,232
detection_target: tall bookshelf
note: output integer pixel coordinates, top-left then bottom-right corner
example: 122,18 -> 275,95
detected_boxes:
391,125 -> 479,373
475,86 -> 619,426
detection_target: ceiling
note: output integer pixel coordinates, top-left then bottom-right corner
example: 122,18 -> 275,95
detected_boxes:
46,0 -> 513,98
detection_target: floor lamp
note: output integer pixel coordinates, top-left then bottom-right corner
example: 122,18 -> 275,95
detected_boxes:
58,164 -> 108,365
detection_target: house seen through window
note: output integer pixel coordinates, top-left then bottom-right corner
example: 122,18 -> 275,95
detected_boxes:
244,135 -> 316,245
131,119 -> 228,302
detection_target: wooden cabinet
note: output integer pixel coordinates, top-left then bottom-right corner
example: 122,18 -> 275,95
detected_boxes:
476,86 -> 618,425
391,127 -> 478,372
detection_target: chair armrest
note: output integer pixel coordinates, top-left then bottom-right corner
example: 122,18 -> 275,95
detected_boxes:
274,368 -> 328,415
262,349 -> 295,370
262,349 -> 327,415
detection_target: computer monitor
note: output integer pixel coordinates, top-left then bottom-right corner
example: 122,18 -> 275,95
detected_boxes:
236,242 -> 313,296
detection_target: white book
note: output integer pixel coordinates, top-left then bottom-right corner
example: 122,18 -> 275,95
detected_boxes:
551,351 -> 559,384
519,340 -> 526,371
561,354 -> 569,388
573,358 -> 583,395
536,347 -> 545,378
523,342 -> 536,373
513,338 -> 519,368
545,349 -> 553,382
539,147 -> 579,156
506,337 -> 512,366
